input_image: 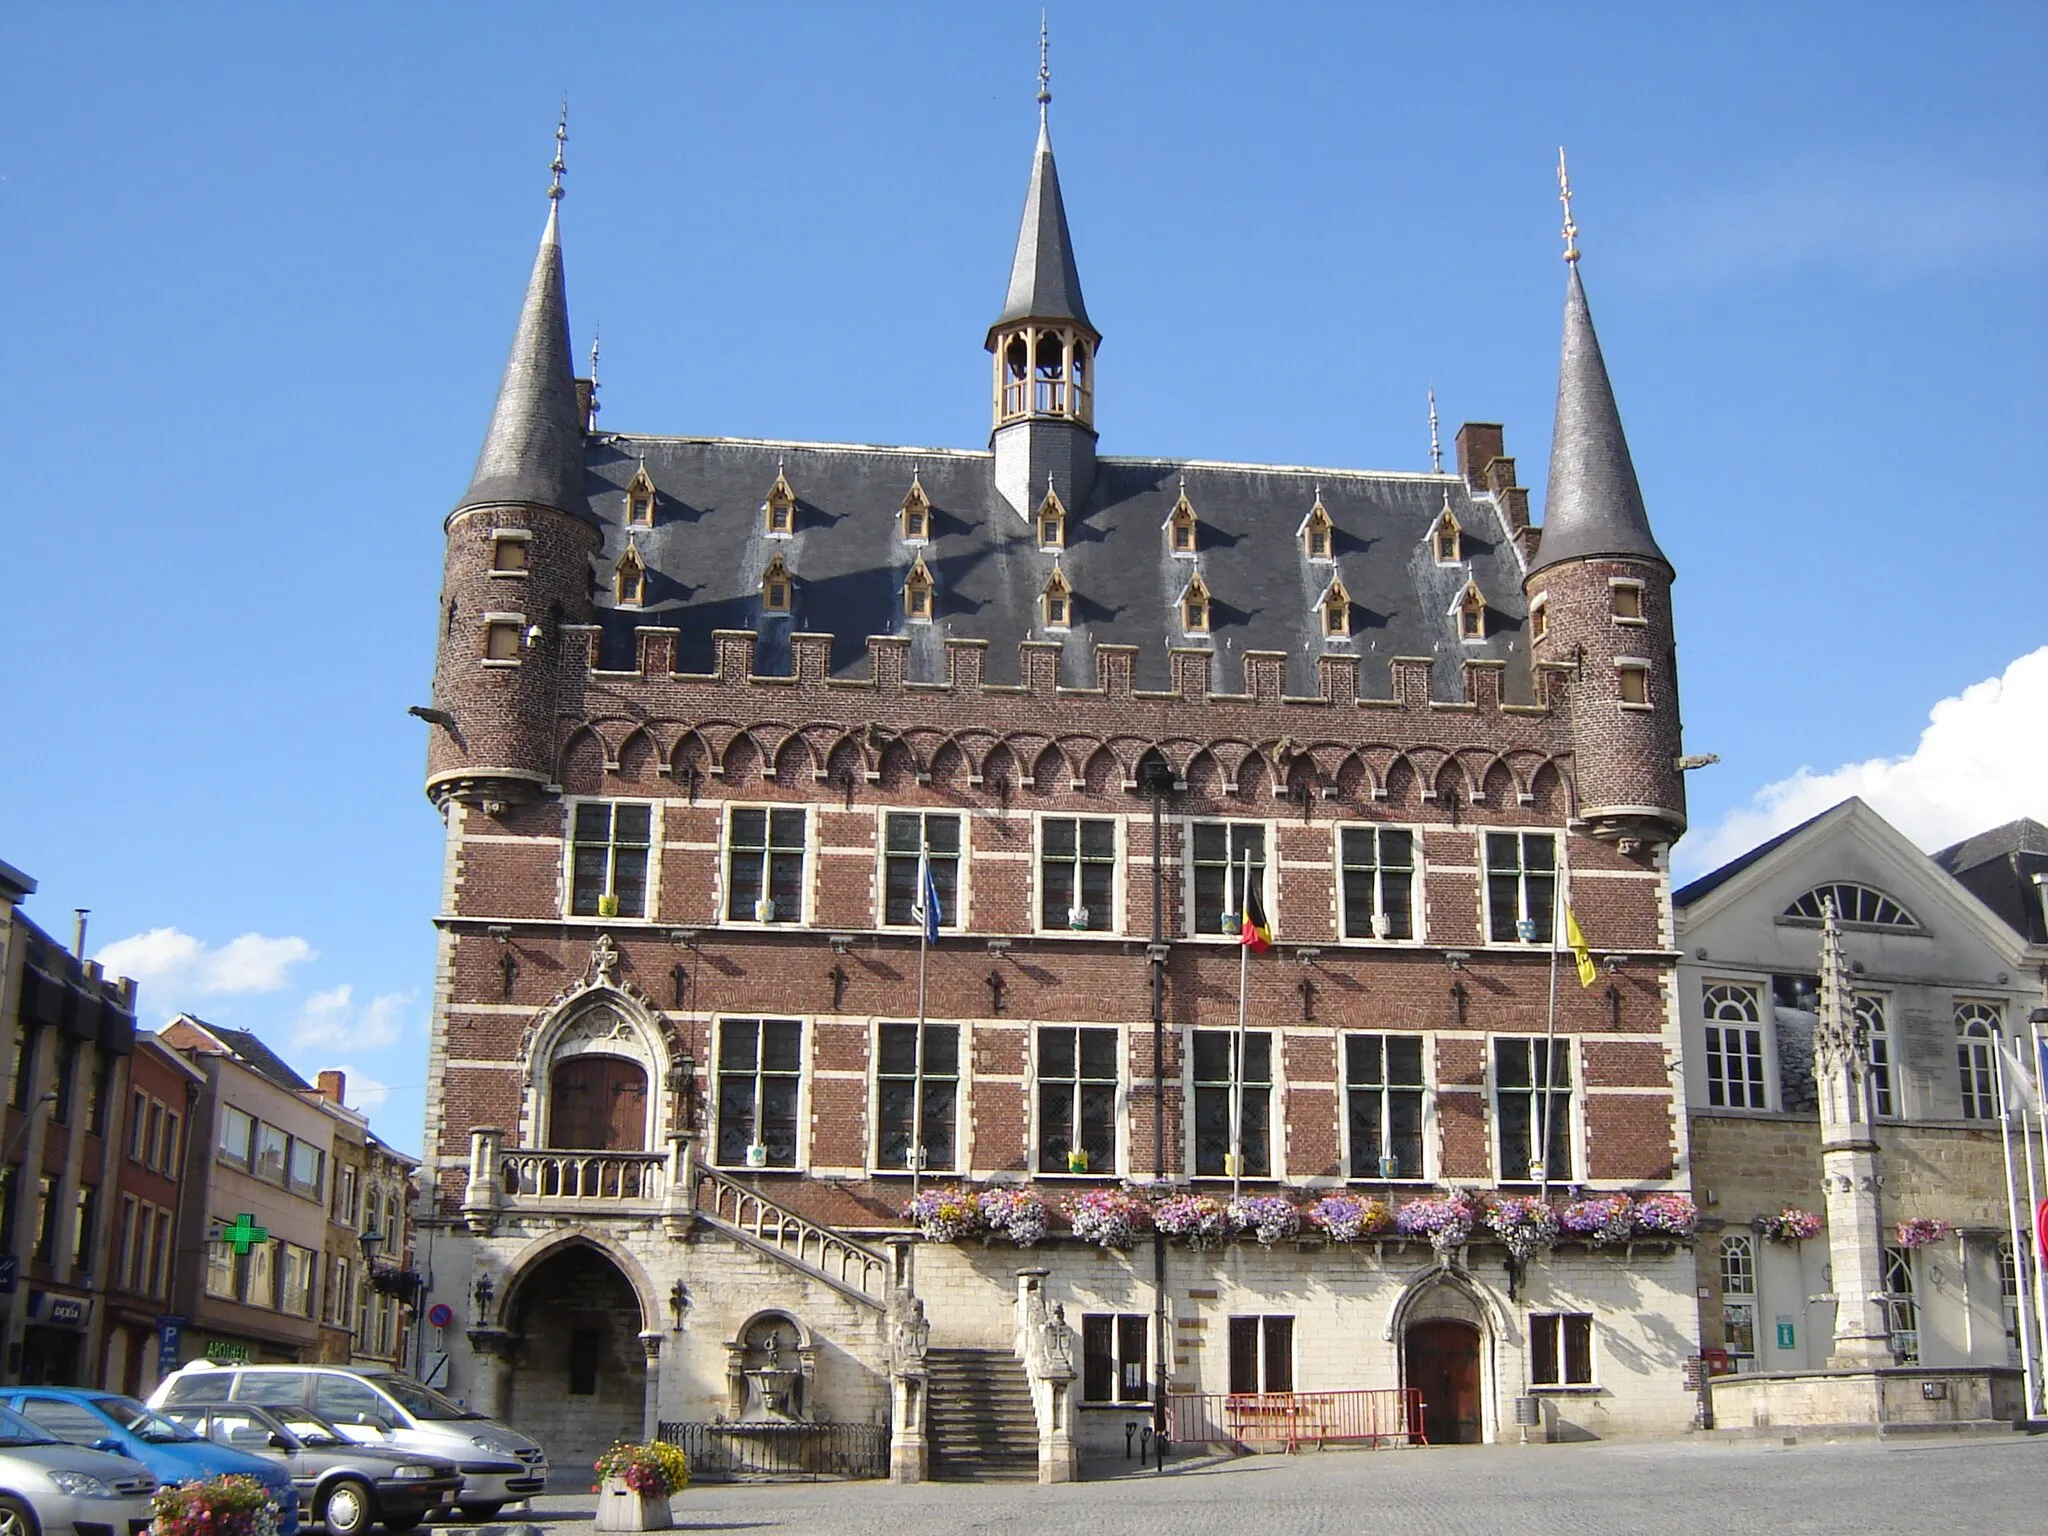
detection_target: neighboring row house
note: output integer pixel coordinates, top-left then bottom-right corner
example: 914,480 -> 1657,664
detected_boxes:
413,76 -> 1704,1474
1676,802 -> 2048,1398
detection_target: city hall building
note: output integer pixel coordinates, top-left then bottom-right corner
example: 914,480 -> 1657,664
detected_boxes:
415,78 -> 1703,1478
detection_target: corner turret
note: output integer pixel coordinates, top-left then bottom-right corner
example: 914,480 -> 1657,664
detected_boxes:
425,120 -> 600,814
1524,155 -> 1684,848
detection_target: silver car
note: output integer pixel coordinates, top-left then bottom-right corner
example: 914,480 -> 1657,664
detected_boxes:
0,1404 -> 156,1536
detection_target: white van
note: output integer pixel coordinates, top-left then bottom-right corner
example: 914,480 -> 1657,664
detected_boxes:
149,1364 -> 547,1520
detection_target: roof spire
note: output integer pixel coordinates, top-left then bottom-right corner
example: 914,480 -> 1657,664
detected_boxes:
1556,145 -> 1579,263
1428,386 -> 1442,473
987,24 -> 1094,346
1037,13 -> 1051,134
550,101 -> 569,201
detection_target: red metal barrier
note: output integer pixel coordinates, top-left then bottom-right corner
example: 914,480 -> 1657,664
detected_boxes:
1167,1388 -> 1426,1451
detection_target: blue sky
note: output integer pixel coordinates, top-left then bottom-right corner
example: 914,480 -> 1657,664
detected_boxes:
3,5 -> 2044,1155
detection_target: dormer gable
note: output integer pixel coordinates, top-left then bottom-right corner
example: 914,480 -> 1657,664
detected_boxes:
1178,572 -> 1212,634
624,462 -> 657,527
1431,497 -> 1462,564
762,466 -> 797,538
1319,576 -> 1352,638
903,552 -> 935,621
1036,481 -> 1067,550
1041,566 -> 1074,630
760,551 -> 792,613
1165,482 -> 1198,557
613,543 -> 647,607
1453,577 -> 1486,640
900,474 -> 931,543
1298,492 -> 1335,561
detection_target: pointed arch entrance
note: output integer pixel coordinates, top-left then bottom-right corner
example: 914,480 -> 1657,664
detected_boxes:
503,1239 -> 652,1477
1389,1268 -> 1503,1446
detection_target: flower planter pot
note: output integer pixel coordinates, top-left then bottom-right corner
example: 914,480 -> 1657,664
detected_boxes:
595,1479 -> 673,1533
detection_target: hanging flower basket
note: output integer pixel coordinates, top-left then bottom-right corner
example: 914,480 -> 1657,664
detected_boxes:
1632,1194 -> 1698,1240
977,1186 -> 1049,1247
1305,1192 -> 1392,1243
1395,1193 -> 1477,1260
150,1475 -> 282,1536
903,1185 -> 984,1242
1894,1217 -> 1956,1249
1227,1194 -> 1302,1247
1560,1194 -> 1636,1247
1063,1188 -> 1151,1248
1482,1195 -> 1560,1261
1153,1192 -> 1231,1249
1754,1207 -> 1824,1243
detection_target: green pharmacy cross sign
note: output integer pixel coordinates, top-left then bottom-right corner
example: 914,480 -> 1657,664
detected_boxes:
217,1214 -> 269,1256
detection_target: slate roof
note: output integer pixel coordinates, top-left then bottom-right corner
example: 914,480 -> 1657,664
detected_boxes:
1933,817 -> 2048,945
1528,264 -> 1669,576
454,202 -> 597,528
585,436 -> 1535,701
989,121 -> 1092,340
1671,802 -> 1840,908
207,1022 -> 318,1095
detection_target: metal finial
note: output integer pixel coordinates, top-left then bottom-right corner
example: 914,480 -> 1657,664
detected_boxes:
1037,13 -> 1051,113
550,101 -> 569,201
1428,387 -> 1442,473
589,326 -> 601,383
1556,146 -> 1578,263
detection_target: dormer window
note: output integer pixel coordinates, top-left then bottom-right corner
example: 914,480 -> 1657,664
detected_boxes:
763,468 -> 796,537
1041,568 -> 1073,630
1166,485 -> 1198,556
1321,578 -> 1351,637
1530,594 -> 1548,641
761,553 -> 792,613
625,463 -> 657,527
1610,580 -> 1645,622
1300,494 -> 1334,561
1179,573 -> 1212,634
904,554 -> 935,621
1455,579 -> 1486,640
614,545 -> 647,607
490,530 -> 531,574
1432,499 -> 1462,564
900,476 -> 931,543
1036,482 -> 1067,550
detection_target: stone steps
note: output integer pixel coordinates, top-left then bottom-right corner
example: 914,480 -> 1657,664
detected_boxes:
926,1347 -> 1040,1481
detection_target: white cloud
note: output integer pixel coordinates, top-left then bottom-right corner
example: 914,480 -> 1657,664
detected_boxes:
1628,154 -> 2048,286
94,928 -> 316,1000
290,985 -> 409,1051
1679,647 -> 2048,878
318,1066 -> 391,1114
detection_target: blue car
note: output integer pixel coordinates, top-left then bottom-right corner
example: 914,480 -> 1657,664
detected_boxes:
3,1391 -> 299,1536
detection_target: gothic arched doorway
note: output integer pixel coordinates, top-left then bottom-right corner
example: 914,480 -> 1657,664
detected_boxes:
1405,1319 -> 1482,1445
505,1243 -> 648,1475
548,1055 -> 649,1150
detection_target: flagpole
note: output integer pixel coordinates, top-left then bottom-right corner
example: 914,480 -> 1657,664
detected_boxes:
1231,848 -> 1248,1201
1536,828 -> 1566,1200
910,841 -> 930,1198
2022,1027 -> 2048,1416
1994,1048 -> 2040,1416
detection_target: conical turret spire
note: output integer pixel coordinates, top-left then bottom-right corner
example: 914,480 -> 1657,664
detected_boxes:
1529,159 -> 1666,575
987,24 -> 1093,344
454,114 -> 595,527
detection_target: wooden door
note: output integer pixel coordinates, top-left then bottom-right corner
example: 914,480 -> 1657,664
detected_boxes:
1405,1320 -> 1482,1444
550,1056 -> 649,1150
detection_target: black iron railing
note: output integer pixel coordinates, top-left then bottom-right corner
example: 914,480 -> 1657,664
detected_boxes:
655,1421 -> 891,1481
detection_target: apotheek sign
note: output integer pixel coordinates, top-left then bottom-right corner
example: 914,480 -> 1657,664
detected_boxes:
204,1341 -> 252,1364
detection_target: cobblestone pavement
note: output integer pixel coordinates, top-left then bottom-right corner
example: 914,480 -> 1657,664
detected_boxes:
493,1434 -> 2046,1536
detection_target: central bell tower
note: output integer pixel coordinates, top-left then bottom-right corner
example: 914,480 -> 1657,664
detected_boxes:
988,35 -> 1099,521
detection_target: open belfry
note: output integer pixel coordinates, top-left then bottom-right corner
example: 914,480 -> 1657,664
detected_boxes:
420,54 -> 1700,1478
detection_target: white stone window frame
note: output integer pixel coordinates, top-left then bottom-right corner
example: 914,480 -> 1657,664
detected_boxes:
1486,1034 -> 1581,1186
482,610 -> 527,668
1608,577 -> 1647,626
1528,1310 -> 1598,1390
1481,829 -> 1559,948
1854,991 -> 1898,1118
720,803 -> 813,929
1955,999 -> 2003,1121
528,992 -> 670,1154
1029,1021 -> 1127,1180
708,1015 -> 808,1173
1032,812 -> 1124,938
1333,823 -> 1425,946
866,1017 -> 967,1179
1701,980 -> 1771,1111
488,527 -> 533,579
1614,655 -> 1654,712
1882,1245 -> 1920,1364
1079,1311 -> 1153,1406
1183,816 -> 1275,945
876,808 -> 968,934
559,797 -> 662,924
1183,1023 -> 1285,1183
1529,592 -> 1548,643
1338,1029 -> 1435,1184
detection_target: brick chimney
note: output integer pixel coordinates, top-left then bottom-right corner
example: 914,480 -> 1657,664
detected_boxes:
1454,422 -> 1505,491
316,1070 -> 346,1104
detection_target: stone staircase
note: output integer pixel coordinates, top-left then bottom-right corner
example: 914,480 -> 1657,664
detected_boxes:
925,1347 -> 1040,1481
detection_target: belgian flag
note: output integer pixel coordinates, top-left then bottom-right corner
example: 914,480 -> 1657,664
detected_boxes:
1239,863 -> 1272,952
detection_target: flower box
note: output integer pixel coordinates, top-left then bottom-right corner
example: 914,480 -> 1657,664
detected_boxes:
595,1480 -> 672,1533
592,1442 -> 688,1532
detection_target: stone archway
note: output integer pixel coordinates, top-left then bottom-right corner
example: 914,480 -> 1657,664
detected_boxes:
1388,1269 -> 1504,1446
504,1241 -> 650,1476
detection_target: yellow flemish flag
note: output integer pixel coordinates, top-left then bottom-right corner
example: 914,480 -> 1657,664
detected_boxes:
1565,905 -> 1596,988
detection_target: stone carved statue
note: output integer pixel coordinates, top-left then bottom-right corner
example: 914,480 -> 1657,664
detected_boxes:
889,1296 -> 930,1373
